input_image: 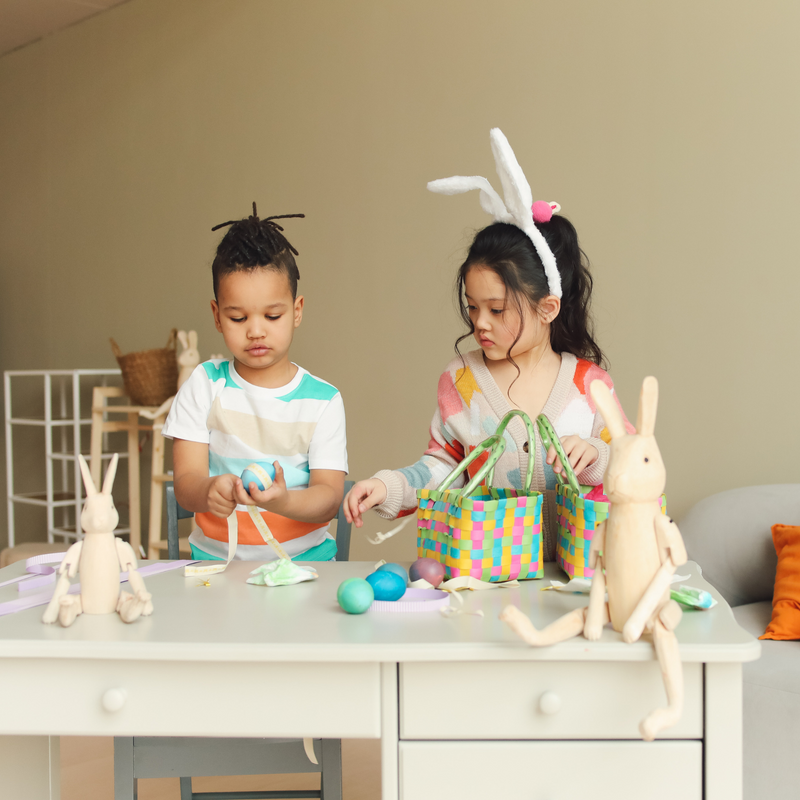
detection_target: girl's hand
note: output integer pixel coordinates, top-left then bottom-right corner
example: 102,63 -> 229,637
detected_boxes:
344,479 -> 388,528
207,474 -> 239,518
233,462 -> 289,513
546,435 -> 598,477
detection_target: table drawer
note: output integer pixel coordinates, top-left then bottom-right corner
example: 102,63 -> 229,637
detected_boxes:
400,740 -> 702,800
0,659 -> 381,738
401,661 -> 702,739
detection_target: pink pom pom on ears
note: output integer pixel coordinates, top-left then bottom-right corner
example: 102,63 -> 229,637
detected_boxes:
531,201 -> 560,223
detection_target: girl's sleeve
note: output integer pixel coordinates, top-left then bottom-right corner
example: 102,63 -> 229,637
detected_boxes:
372,383 -> 468,520
575,374 -> 635,486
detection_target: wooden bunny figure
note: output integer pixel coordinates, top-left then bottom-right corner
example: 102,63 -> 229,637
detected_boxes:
177,329 -> 200,389
42,454 -> 153,627
500,376 -> 688,741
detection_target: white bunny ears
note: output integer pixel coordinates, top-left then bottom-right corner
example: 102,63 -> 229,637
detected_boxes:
427,128 -> 562,298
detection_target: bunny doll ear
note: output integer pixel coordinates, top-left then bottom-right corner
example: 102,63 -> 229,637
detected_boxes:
78,454 -> 97,497
589,380 -> 628,440
101,453 -> 119,496
636,376 -> 659,437
178,331 -> 188,349
188,330 -> 198,348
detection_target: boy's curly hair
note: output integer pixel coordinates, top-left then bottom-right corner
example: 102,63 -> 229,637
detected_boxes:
211,203 -> 305,299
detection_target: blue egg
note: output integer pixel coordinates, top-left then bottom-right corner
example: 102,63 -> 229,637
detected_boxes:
365,570 -> 406,602
376,562 -> 408,584
241,462 -> 276,495
337,578 -> 374,614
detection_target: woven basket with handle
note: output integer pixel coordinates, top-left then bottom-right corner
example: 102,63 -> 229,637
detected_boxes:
110,329 -> 178,407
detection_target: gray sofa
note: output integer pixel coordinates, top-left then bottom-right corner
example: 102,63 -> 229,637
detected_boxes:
679,484 -> 800,800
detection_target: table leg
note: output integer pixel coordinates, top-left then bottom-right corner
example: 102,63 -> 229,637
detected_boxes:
0,735 -> 60,799
381,663 -> 398,800
705,662 -> 743,800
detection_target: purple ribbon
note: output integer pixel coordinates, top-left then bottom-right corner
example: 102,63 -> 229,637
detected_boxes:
0,559 -> 199,618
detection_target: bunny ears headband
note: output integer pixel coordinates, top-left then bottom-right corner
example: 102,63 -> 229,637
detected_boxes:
427,128 -> 562,298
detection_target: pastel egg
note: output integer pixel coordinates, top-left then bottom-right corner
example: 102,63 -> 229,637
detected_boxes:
241,462 -> 275,495
337,578 -> 374,614
409,557 -> 446,588
376,562 -> 408,584
365,570 -> 406,601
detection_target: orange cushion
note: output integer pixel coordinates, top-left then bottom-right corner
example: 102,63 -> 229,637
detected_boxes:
761,524 -> 800,640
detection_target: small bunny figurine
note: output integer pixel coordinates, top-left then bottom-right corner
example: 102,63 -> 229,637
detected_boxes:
177,329 -> 200,389
42,454 -> 153,627
500,376 -> 688,741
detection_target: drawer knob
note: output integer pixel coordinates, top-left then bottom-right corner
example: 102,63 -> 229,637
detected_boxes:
102,688 -> 127,713
538,690 -> 561,715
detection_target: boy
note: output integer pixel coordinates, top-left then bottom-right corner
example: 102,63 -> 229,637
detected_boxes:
162,204 -> 347,561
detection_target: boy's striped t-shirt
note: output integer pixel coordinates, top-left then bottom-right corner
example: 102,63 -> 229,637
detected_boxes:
162,359 -> 348,561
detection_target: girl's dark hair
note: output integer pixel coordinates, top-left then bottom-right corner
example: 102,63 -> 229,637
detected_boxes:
455,218 -> 606,370
211,203 -> 304,299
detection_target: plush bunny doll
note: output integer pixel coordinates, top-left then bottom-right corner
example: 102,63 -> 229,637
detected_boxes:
42,454 -> 153,627
500,376 -> 688,741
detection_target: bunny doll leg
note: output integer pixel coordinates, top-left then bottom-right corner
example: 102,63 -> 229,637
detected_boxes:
640,616 -> 684,741
500,604 -> 588,646
126,568 -> 153,616
117,590 -> 151,623
57,594 -> 83,628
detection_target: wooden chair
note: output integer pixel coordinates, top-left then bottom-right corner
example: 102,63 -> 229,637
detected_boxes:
113,480 -> 354,800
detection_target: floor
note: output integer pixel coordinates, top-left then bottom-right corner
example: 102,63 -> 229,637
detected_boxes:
61,737 -> 382,799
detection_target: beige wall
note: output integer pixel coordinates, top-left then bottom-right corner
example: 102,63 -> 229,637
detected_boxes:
1,0 -> 798,561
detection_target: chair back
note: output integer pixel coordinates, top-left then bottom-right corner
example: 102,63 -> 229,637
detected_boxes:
678,483 -> 800,607
165,479 -> 355,562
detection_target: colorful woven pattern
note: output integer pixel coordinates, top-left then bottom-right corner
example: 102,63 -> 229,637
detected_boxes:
417,487 -> 543,582
555,486 -> 667,578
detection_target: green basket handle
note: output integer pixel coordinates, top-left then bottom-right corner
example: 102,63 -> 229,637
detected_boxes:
492,409 -> 537,494
437,433 -> 507,496
536,414 -> 582,496
436,409 -> 538,499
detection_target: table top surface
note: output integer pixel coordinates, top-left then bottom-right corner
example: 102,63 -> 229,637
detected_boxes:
0,560 -> 760,664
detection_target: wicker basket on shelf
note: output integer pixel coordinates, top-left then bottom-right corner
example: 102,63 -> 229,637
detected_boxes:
110,329 -> 178,407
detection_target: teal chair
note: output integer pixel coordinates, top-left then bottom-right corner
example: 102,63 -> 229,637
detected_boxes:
114,480 -> 353,800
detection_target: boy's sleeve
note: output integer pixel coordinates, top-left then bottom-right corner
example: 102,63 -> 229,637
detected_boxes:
308,392 -> 348,473
161,364 -> 214,443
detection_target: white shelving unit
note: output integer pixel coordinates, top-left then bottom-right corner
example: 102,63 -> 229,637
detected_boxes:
4,369 -> 127,547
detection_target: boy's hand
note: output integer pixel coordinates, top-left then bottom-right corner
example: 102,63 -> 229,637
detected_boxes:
344,479 -> 387,528
233,461 -> 289,513
546,435 -> 598,477
207,474 -> 239,518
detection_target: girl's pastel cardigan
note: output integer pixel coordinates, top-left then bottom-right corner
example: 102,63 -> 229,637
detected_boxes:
373,350 -> 632,561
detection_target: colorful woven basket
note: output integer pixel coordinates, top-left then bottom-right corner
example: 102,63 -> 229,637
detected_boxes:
536,414 -> 666,579
417,410 -> 543,582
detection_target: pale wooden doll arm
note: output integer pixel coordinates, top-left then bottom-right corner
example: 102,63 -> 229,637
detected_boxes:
42,541 -> 82,623
654,513 -> 688,567
583,521 -> 607,639
116,539 -> 152,615
622,514 -> 683,643
60,540 -> 83,578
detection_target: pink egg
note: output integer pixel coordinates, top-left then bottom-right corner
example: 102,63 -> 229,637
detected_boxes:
409,557 -> 446,587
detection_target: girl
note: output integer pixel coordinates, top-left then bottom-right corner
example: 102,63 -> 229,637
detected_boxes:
344,129 -> 632,562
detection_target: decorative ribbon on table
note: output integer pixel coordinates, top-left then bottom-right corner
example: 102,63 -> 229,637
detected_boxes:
183,505 -> 298,579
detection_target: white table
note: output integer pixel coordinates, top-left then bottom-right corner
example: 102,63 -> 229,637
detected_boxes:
0,560 -> 760,800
